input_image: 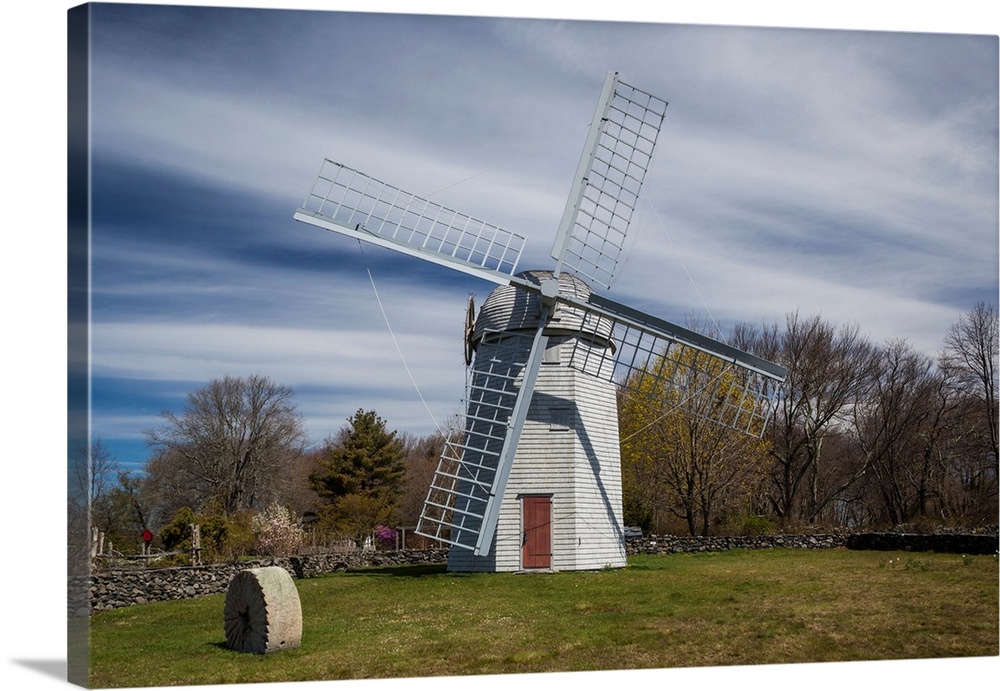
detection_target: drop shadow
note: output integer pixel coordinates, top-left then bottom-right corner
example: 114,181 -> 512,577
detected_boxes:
10,659 -> 66,682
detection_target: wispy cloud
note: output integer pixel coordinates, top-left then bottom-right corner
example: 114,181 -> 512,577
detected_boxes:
70,5 -> 999,469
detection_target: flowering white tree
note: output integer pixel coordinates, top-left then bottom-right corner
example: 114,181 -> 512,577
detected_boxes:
251,503 -> 305,556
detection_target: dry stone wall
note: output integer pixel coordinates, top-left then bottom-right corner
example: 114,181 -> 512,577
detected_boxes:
625,531 -> 997,556
844,532 -> 997,555
85,531 -> 997,612
86,549 -> 447,612
625,533 -> 847,554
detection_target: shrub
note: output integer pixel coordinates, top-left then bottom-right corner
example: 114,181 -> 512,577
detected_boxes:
316,493 -> 394,550
374,525 -> 397,550
158,507 -> 254,563
159,507 -> 198,552
740,514 -> 776,536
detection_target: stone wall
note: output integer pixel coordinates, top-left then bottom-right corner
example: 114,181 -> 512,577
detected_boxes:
86,549 -> 448,612
85,532 -> 997,613
625,533 -> 847,554
625,531 -> 998,556
844,532 -> 997,555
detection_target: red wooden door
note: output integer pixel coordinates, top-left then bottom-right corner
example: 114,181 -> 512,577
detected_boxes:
522,496 -> 552,569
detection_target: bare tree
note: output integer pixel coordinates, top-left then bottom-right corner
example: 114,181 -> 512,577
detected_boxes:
618,328 -> 770,536
625,405 -> 767,536
932,388 -> 999,524
145,375 -> 306,516
924,303 -> 1000,525
133,446 -> 198,530
940,302 -> 998,471
733,312 -> 877,526
279,448 -> 325,518
395,429 -> 448,528
68,438 -> 120,561
69,437 -> 118,516
850,340 -> 942,526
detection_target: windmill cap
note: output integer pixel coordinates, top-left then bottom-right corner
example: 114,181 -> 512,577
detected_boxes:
471,270 -> 615,350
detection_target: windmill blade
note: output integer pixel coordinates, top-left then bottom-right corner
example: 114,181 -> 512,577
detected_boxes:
294,159 -> 526,286
416,302 -> 554,556
551,72 -> 669,290
554,291 -> 787,437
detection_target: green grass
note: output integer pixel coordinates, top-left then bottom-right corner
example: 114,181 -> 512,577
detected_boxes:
88,549 -> 999,687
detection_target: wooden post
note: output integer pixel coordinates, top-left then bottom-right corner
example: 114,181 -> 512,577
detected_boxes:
191,524 -> 202,566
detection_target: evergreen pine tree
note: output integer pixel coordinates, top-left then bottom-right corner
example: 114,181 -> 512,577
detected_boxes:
310,409 -> 407,506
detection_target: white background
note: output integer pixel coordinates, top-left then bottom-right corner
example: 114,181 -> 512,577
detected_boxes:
2,2 -> 997,690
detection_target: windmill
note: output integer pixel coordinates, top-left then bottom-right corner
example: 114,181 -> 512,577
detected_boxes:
293,72 -> 787,572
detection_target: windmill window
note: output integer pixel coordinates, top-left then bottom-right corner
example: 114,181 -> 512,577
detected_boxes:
550,408 -> 572,431
543,342 -> 562,365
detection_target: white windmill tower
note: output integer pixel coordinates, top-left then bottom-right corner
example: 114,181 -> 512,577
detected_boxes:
293,72 -> 787,572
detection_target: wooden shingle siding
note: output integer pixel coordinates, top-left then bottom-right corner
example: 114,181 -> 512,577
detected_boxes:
447,279 -> 626,572
472,271 -> 614,349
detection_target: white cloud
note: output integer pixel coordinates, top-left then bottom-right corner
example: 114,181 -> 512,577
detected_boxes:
75,7 -> 1000,470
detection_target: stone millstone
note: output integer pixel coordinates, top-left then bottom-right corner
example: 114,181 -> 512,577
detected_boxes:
223,566 -> 302,654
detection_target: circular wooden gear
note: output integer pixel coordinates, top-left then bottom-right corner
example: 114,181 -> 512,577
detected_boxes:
223,566 -> 302,654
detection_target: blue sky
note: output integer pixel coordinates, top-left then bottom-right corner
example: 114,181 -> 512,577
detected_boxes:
74,3 -> 999,474
3,3 -> 998,691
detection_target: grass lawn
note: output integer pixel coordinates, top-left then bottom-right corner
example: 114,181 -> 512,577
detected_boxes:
88,549 -> 999,688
